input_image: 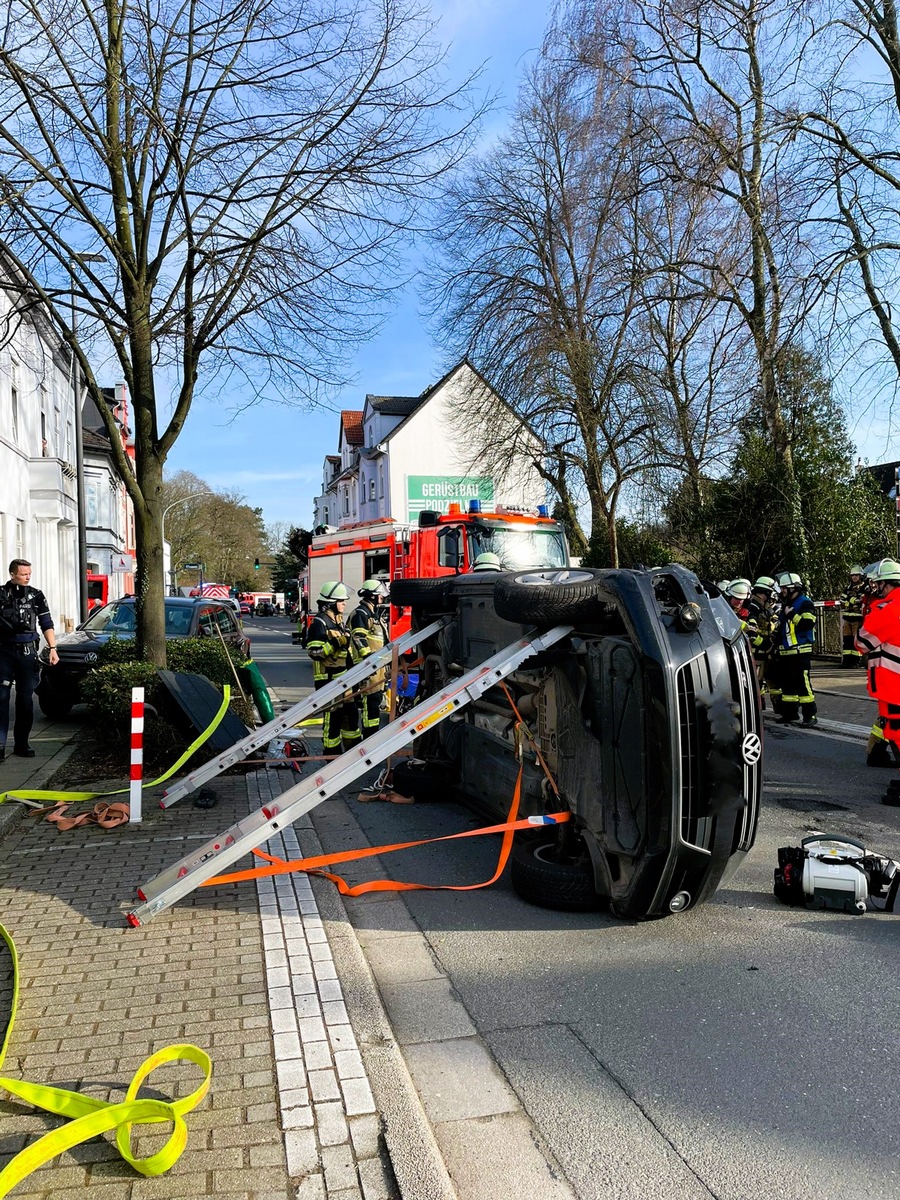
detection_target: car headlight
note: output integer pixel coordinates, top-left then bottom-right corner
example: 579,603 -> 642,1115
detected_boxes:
676,603 -> 701,632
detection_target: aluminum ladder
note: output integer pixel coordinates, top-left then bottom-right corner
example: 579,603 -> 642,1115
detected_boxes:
160,616 -> 450,808
127,624 -> 572,925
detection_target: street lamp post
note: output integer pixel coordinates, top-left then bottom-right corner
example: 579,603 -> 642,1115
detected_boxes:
70,253 -> 105,624
162,493 -> 214,595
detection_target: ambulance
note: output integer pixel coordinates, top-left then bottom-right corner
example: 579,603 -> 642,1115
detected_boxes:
304,500 -> 570,636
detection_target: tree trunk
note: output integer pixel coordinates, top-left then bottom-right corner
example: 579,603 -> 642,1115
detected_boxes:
135,451 -> 167,666
606,510 -> 619,568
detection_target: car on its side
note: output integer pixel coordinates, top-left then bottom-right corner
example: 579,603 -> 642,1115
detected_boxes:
390,565 -> 762,921
37,597 -> 250,719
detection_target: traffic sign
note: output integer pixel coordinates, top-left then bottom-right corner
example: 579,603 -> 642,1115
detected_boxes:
182,561 -> 203,570
111,554 -> 134,572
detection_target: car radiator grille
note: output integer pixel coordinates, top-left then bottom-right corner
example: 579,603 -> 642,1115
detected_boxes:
675,656 -> 712,852
726,636 -> 762,853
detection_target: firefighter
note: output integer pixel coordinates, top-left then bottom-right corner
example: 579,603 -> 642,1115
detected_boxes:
473,552 -> 501,571
724,579 -> 753,630
840,565 -> 867,668
775,572 -> 817,727
305,581 -> 360,755
856,559 -> 900,762
348,579 -> 389,739
747,576 -> 778,707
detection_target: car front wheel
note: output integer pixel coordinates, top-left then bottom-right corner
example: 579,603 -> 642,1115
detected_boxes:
510,832 -> 603,912
494,569 -> 608,626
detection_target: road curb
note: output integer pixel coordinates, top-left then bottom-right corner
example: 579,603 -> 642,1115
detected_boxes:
0,735 -> 81,840
282,782 -> 459,1200
764,713 -> 869,740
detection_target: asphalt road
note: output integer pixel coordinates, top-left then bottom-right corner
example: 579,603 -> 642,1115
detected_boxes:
248,619 -> 900,1200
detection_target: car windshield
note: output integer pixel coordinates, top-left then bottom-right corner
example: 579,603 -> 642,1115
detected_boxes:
82,603 -> 195,637
468,526 -> 568,570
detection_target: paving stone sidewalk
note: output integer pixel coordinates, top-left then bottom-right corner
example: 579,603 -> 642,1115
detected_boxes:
0,767 -> 396,1200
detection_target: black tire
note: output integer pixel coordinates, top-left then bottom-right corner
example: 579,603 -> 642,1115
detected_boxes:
510,833 -> 603,912
37,686 -> 75,720
494,569 -> 608,626
390,577 -> 455,612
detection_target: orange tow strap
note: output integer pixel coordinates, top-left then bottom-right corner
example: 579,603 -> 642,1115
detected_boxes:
200,765 -> 571,896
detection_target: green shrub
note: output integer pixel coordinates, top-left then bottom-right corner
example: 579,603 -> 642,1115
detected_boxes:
84,638 -> 254,735
80,661 -> 161,730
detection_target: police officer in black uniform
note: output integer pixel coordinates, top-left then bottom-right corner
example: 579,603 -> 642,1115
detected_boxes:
0,559 -> 59,759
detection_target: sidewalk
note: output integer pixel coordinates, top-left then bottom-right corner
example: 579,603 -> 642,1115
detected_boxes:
0,709 -> 83,836
0,751 -> 420,1197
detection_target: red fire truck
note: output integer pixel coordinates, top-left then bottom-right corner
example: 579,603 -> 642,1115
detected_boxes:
303,501 -> 570,636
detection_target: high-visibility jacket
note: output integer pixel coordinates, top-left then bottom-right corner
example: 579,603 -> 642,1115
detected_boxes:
746,596 -> 775,655
840,581 -> 866,622
306,607 -> 350,685
348,601 -> 389,684
776,593 -> 816,654
857,586 -> 900,704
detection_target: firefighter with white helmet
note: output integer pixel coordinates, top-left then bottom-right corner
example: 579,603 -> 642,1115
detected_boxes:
840,564 -> 868,669
473,552 -> 501,572
348,580 -> 390,738
724,579 -> 753,631
747,576 -> 778,708
857,560 -> 900,776
305,581 -> 360,754
774,571 -> 817,726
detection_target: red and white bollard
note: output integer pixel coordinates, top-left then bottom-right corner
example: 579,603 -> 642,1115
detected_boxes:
129,686 -> 144,824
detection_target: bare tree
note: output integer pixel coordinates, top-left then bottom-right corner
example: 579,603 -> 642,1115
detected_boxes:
0,0 -> 473,662
613,0 -> 821,570
796,2 -> 900,388
430,33 -> 663,565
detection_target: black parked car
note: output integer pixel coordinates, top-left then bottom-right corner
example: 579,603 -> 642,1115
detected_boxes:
389,566 -> 762,920
37,597 -> 250,719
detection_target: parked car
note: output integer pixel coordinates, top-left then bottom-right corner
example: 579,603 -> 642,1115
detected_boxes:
240,601 -> 253,617
37,597 -> 251,719
390,565 -> 762,920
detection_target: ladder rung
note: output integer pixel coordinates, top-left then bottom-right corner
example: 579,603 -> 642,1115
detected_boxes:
160,616 -> 449,808
128,624 -> 571,924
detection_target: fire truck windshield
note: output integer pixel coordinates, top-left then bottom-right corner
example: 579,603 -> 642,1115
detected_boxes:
468,525 -> 568,570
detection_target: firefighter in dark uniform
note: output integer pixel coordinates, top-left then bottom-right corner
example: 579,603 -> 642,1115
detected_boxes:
747,576 -> 777,708
840,565 -> 867,668
305,581 -> 360,755
348,579 -> 389,739
0,558 -> 59,759
775,572 -> 817,726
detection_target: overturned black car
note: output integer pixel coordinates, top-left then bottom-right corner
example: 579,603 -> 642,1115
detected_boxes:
389,566 -> 762,920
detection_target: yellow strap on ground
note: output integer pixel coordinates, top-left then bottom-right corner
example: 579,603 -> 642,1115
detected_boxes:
0,923 -> 211,1197
0,686 -> 231,808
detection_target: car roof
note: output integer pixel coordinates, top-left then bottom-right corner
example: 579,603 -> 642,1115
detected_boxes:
114,596 -> 230,607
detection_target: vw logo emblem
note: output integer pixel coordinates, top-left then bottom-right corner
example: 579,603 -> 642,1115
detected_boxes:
84,652 -> 99,664
741,732 -> 762,765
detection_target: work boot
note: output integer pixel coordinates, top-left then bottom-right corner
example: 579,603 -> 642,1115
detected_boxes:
802,715 -> 818,728
13,746 -> 35,757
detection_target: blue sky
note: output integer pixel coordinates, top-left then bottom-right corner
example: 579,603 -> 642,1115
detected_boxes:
165,0 -> 554,530
165,0 -> 899,531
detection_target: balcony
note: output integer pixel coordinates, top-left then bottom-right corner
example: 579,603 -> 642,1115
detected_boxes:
28,456 -> 78,523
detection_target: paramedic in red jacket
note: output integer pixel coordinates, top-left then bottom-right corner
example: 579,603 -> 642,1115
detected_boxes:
856,559 -> 900,747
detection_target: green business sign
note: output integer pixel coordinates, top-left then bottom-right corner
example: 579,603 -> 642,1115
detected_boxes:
407,475 -> 494,517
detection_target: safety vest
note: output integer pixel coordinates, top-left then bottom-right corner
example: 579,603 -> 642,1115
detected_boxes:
305,608 -> 350,684
857,587 -> 900,704
776,593 -> 816,655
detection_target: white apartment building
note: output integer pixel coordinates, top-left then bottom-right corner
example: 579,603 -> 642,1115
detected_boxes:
313,361 -> 546,530
83,385 -> 136,602
0,264 -> 79,630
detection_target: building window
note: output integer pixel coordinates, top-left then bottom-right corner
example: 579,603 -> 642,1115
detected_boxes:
379,467 -> 384,498
360,474 -> 365,502
369,479 -> 376,501
40,411 -> 48,457
10,385 -> 18,442
16,519 -> 25,559
342,488 -> 349,516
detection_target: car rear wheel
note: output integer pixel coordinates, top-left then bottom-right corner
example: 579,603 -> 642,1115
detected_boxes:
390,577 -> 455,612
510,832 -> 603,911
37,684 -> 75,720
494,569 -> 608,626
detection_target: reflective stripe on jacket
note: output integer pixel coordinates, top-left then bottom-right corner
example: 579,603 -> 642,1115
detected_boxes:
777,593 -> 816,654
306,609 -> 349,684
857,587 -> 900,703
